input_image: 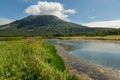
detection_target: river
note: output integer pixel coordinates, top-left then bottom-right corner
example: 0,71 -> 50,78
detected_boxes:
48,39 -> 120,71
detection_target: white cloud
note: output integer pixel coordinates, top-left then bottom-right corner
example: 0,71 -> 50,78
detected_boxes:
83,20 -> 120,28
87,9 -> 95,14
64,9 -> 76,14
88,16 -> 97,19
25,1 -> 76,20
0,18 -> 14,25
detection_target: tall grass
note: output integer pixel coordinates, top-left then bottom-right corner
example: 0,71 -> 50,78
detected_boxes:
0,39 -> 78,80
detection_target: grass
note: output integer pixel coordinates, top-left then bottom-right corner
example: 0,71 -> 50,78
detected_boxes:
45,44 -> 66,71
0,38 -> 78,80
59,35 -> 120,40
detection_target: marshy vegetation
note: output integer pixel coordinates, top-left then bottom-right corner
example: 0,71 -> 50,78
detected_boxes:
0,37 -> 78,80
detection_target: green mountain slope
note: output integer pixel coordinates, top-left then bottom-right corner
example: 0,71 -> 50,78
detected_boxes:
0,15 -> 108,36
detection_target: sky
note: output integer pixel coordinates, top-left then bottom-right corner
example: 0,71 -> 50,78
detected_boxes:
0,0 -> 120,28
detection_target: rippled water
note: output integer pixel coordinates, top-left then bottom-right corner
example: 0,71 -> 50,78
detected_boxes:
48,39 -> 120,70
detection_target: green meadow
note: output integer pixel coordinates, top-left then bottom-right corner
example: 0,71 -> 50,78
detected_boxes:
0,38 -> 78,80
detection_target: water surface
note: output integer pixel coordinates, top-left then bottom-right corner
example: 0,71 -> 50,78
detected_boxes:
48,39 -> 120,70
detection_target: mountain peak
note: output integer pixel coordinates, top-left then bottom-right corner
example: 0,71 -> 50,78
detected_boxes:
12,15 -> 65,29
28,15 -> 58,18
0,15 -> 88,36
25,15 -> 62,21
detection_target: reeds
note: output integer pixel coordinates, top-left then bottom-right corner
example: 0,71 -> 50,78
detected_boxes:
0,39 -> 78,80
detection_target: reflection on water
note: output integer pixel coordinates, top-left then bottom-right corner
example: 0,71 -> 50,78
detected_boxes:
48,39 -> 120,70
71,40 -> 120,70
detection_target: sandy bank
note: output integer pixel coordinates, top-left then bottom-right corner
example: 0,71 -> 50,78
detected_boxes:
55,44 -> 120,80
58,36 -> 120,41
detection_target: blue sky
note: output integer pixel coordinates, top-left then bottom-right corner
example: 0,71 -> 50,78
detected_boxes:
0,0 -> 120,28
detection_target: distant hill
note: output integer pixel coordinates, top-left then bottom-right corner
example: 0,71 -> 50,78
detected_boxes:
0,15 -> 110,36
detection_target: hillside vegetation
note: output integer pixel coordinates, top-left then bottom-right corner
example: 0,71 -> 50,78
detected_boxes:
0,15 -> 107,37
0,38 -> 78,80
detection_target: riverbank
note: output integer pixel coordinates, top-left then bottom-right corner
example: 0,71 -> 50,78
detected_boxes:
55,44 -> 120,80
0,39 -> 77,80
58,35 -> 120,40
